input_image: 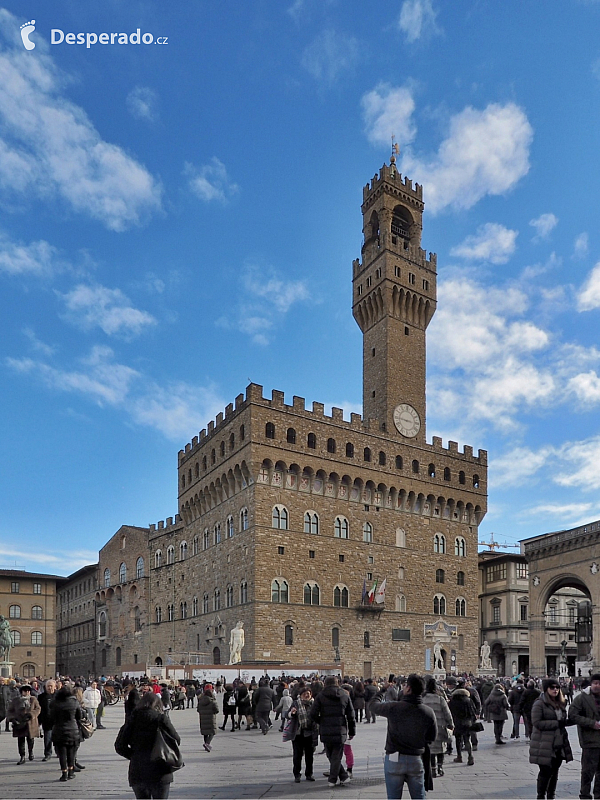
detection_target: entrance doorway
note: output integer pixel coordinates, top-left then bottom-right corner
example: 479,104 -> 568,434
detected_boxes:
213,646 -> 221,665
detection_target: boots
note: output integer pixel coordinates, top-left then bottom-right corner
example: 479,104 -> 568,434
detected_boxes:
467,756 -> 474,766
453,756 -> 463,763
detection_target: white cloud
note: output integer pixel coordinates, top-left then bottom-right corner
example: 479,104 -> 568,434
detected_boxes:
490,446 -> 552,488
218,262 -> 310,345
524,502 -> 594,520
0,543 -> 98,575
578,262 -> 600,311
126,86 -> 158,121
555,436 -> 600,491
22,327 -> 55,357
0,233 -> 60,276
185,158 -> 238,203
7,346 -> 226,441
0,10 -> 162,230
398,0 -> 440,42
59,284 -> 157,337
568,370 -> 600,404
401,102 -> 533,213
361,84 -> 417,148
301,29 -> 359,84
573,232 -> 589,259
529,212 -> 558,240
450,223 -> 517,264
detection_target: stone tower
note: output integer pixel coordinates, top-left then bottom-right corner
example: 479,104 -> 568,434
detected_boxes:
352,159 -> 437,443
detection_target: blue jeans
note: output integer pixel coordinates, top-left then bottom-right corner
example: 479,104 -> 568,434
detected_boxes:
384,753 -> 425,799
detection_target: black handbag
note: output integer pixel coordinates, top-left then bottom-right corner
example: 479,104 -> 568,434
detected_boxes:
150,726 -> 184,771
470,721 -> 484,732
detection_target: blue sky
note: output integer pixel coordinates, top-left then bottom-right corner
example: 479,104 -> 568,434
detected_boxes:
2,1 -> 600,574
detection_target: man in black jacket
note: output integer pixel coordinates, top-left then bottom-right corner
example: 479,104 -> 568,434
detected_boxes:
37,679 -> 56,760
309,676 -> 356,786
372,674 -> 437,799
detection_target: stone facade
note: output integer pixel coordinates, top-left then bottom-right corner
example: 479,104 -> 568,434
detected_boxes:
56,161 -> 489,679
0,569 -> 60,679
56,564 -> 97,677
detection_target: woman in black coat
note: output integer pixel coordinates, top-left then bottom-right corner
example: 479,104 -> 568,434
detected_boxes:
50,685 -> 84,781
236,683 -> 253,730
529,679 -> 575,800
118,691 -> 181,799
288,687 -> 319,782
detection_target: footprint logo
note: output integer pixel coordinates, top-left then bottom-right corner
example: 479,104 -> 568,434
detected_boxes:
20,19 -> 36,51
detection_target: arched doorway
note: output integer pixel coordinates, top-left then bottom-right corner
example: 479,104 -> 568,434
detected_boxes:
212,646 -> 221,665
155,656 -> 163,666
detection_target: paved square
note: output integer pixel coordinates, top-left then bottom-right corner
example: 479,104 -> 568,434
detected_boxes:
0,703 -> 588,798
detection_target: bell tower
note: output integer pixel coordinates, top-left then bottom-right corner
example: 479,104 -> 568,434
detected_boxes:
352,158 -> 437,443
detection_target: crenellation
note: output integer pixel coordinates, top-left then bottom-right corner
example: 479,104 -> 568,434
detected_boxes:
208,421 -> 214,434
312,401 -> 324,416
158,520 -> 164,530
331,407 -> 344,421
216,412 -> 223,426
225,403 -> 233,417
478,449 -> 488,463
350,413 -> 362,426
448,441 -> 458,452
246,383 -> 264,402
235,393 -> 244,410
184,443 -> 191,453
166,516 -> 173,526
192,436 -> 198,447
432,436 -> 443,449
272,389 -> 285,407
464,445 -> 473,458
200,429 -> 206,440
292,395 -> 305,411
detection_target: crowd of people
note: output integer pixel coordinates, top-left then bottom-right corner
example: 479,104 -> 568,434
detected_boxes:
1,670 -> 600,799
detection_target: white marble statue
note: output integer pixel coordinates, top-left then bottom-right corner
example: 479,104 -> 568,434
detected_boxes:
229,621 -> 245,664
480,640 -> 492,670
433,640 -> 444,671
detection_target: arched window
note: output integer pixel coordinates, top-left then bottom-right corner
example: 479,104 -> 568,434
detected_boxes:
412,460 -> 419,474
456,597 -> 466,617
364,631 -> 371,648
332,627 -> 340,648
444,467 -> 451,481
303,582 -> 320,605
455,537 -> 466,557
155,550 -> 163,568
334,585 -> 349,607
119,562 -> 127,583
31,631 -> 42,645
203,529 -> 210,550
155,606 -> 162,623
203,593 -> 209,614
395,455 -> 403,469
180,541 -> 188,560
265,422 -> 275,439
192,597 -> 198,616
214,589 -> 221,611
229,432 -> 235,451
307,433 -> 316,449
434,534 -> 446,554
396,528 -> 406,547
304,512 -> 319,534
195,461 -> 199,478
285,625 -> 294,645
193,536 -> 199,555
10,630 -> 21,645
364,447 -> 371,462
435,569 -> 445,584
327,438 -> 336,454
379,451 -> 386,466
287,427 -> 296,444
395,594 -> 406,612
31,605 -> 43,619
240,507 -> 249,531
428,463 -> 436,478
473,474 -> 480,489
136,557 -> 144,579
180,601 -> 187,619
240,580 -> 248,604
214,524 -> 221,544
116,646 -> 122,666
457,571 -> 465,586
168,604 -> 174,621
167,546 -> 175,565
226,585 -> 234,607
363,522 -> 373,543
220,440 -> 225,457
271,579 -> 289,603
211,448 -> 216,464
22,663 -> 36,678
181,474 -> 186,489
433,594 -> 446,616
272,505 -> 289,530
227,516 -> 234,538
98,611 -> 107,637
202,455 -> 207,470
240,424 -> 245,441
334,516 -> 349,539
346,442 -> 354,458
459,471 -> 466,485
104,568 -> 111,588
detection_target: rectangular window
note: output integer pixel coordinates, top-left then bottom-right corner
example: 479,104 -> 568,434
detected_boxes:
516,563 -> 529,579
309,550 -> 315,559
278,546 -> 284,555
367,572 -> 372,581
394,266 -> 401,277
486,563 -> 507,583
339,555 -> 344,563
33,583 -> 42,594
520,604 -> 528,622
492,604 -> 501,624
422,279 -> 429,291
11,582 -> 19,593
408,272 -> 415,285
392,629 -> 410,642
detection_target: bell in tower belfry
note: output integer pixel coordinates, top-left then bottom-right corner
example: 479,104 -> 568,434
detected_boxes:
352,159 -> 437,442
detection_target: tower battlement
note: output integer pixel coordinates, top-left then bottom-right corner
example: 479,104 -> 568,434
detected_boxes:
363,164 -> 424,205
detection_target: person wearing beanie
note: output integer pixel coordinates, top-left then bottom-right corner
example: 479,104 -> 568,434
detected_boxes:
197,685 -> 218,751
530,679 -> 575,799
568,672 -> 600,799
484,682 -> 509,744
6,684 -> 41,764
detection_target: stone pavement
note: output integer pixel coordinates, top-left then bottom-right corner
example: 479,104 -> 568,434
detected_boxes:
0,702 -> 588,799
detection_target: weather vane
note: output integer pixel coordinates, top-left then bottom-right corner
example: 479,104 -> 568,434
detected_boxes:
390,135 -> 400,175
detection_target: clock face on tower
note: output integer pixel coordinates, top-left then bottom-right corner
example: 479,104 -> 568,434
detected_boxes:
393,404 -> 421,438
